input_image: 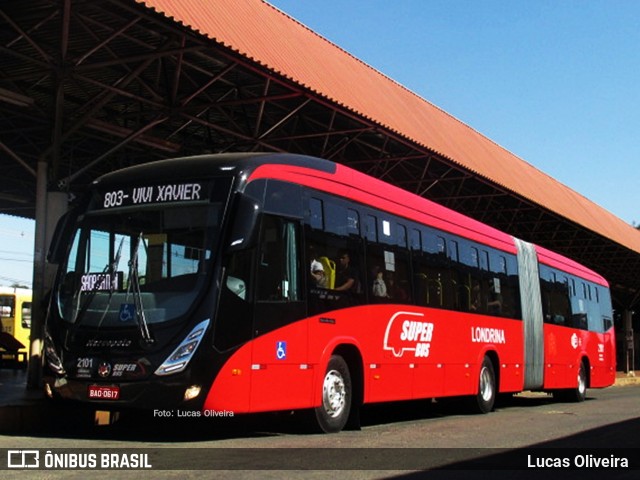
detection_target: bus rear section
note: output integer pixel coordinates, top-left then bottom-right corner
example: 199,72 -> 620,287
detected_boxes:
534,245 -> 616,399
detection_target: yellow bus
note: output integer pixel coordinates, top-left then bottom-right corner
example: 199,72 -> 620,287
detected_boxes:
0,286 -> 31,364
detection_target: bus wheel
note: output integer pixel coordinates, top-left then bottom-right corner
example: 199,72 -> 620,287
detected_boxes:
314,355 -> 352,433
559,361 -> 587,403
469,356 -> 496,414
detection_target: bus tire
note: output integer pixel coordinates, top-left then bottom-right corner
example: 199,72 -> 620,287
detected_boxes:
469,356 -> 496,414
557,361 -> 587,403
314,355 -> 352,433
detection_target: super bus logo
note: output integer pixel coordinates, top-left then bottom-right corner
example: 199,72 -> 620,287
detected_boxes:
383,311 -> 434,358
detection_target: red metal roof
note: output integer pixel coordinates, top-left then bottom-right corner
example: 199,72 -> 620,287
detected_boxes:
136,0 -> 640,255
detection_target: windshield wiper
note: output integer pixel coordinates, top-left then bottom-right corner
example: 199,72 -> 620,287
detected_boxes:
127,232 -> 154,345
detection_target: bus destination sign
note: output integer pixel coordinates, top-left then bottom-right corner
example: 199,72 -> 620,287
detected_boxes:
100,182 -> 209,209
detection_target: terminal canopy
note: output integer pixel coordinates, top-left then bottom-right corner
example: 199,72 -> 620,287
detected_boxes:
0,0 -> 638,311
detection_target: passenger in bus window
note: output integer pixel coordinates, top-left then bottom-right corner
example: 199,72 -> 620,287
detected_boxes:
487,280 -> 503,315
334,251 -> 358,293
308,244 -> 328,288
310,258 -> 327,288
371,266 -> 389,300
387,272 -> 409,303
470,280 -> 482,312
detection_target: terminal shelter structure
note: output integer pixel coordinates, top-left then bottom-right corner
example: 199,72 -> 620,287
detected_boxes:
0,0 -> 638,378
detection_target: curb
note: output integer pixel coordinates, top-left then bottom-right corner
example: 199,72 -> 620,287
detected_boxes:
614,374 -> 640,387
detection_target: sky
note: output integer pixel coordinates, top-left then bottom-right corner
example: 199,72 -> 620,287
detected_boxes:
0,215 -> 35,288
267,0 -> 639,222
1,0 -> 639,288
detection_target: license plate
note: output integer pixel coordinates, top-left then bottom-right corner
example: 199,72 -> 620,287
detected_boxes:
88,385 -> 120,400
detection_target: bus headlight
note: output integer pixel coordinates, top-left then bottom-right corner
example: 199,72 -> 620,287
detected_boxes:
155,319 -> 209,376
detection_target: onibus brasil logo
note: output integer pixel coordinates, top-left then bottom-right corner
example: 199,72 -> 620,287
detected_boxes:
383,311 -> 434,358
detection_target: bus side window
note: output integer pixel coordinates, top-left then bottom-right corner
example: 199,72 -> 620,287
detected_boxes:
540,266 -> 571,326
347,209 -> 359,235
414,232 -> 449,309
368,247 -> 410,304
447,239 -> 463,311
410,228 -> 421,251
364,214 -> 376,242
0,296 -> 14,318
21,302 -> 32,329
489,253 -> 518,319
397,224 -> 407,248
257,216 -> 301,302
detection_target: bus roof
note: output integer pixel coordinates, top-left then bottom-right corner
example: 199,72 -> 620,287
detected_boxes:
91,153 -> 608,286
248,154 -> 518,254
91,153 -> 334,188
247,154 -> 609,286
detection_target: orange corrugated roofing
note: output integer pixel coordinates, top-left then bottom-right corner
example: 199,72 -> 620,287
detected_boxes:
136,0 -> 640,255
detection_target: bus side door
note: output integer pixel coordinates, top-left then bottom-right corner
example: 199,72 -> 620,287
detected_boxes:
250,215 -> 312,412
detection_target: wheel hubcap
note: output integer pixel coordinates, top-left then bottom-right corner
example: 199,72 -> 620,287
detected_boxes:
322,369 -> 346,418
480,366 -> 493,402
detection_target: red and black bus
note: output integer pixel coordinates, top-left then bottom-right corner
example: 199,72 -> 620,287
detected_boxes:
43,153 -> 616,432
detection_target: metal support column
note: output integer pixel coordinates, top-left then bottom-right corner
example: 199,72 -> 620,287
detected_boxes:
623,310 -> 635,375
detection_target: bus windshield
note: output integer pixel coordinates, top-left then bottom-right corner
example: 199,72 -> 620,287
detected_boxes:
56,192 -> 228,328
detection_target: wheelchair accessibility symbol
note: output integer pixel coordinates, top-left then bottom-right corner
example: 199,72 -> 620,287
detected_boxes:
276,341 -> 287,360
119,303 -> 136,322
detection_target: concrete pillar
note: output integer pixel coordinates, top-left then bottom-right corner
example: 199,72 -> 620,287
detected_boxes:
27,161 -> 68,388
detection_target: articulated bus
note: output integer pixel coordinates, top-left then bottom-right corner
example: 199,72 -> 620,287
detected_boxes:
43,153 -> 615,432
1,286 -> 32,364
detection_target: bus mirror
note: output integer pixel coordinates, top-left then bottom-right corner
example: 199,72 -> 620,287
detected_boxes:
226,193 -> 260,252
